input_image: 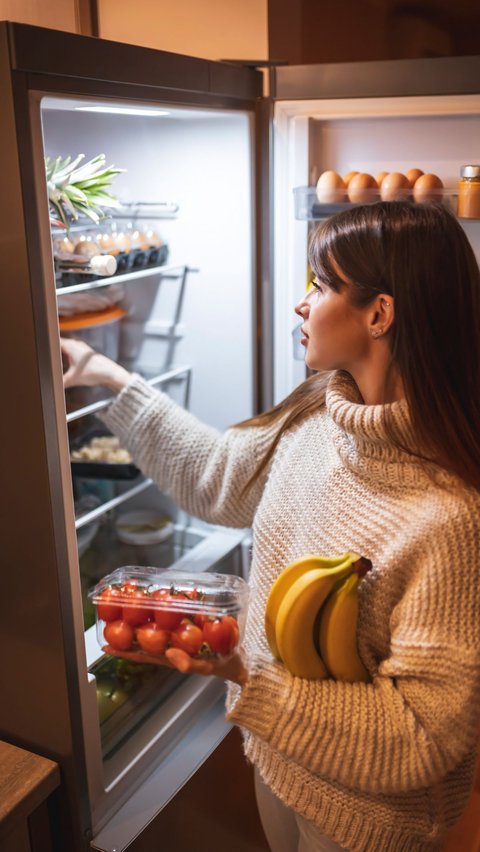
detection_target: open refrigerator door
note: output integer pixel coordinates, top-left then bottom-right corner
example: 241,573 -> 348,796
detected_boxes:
0,22 -> 263,852
271,58 -> 480,402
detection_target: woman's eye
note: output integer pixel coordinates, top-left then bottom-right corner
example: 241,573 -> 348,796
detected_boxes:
311,280 -> 323,294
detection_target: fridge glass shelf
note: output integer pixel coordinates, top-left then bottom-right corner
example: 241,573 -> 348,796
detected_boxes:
66,363 -> 192,424
50,202 -> 180,236
294,185 -> 459,220
55,262 -> 191,296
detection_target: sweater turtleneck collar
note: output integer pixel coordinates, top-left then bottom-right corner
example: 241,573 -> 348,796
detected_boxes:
325,370 -> 430,487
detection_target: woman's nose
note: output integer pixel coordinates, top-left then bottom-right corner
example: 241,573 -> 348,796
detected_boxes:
295,299 -> 309,318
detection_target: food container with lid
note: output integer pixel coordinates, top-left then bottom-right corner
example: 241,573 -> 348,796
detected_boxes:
89,567 -> 249,661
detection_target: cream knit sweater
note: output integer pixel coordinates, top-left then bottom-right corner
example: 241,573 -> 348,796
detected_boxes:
102,370 -> 480,852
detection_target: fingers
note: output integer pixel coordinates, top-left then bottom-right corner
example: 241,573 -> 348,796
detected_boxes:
165,648 -> 215,676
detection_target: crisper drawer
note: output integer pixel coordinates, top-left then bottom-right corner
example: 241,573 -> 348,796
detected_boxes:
82,525 -> 247,844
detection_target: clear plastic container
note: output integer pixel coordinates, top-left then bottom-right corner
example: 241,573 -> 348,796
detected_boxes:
89,567 -> 249,661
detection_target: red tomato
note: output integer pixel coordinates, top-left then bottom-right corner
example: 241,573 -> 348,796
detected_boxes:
203,616 -> 239,656
194,612 -> 210,629
152,590 -> 186,630
97,587 -> 122,622
122,589 -> 154,626
104,620 -> 134,651
136,622 -> 170,655
170,618 -> 204,656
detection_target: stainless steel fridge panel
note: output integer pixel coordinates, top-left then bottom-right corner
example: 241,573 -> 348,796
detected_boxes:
273,55 -> 480,101
91,687 -> 230,852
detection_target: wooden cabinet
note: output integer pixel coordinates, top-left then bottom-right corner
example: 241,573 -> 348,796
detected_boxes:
0,740 -> 60,852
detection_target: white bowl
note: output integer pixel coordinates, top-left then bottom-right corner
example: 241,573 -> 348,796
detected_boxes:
115,510 -> 174,546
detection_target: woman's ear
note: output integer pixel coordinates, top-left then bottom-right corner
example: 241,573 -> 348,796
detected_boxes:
369,295 -> 394,339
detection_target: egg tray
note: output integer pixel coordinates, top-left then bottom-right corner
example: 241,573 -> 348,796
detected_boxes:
56,244 -> 170,287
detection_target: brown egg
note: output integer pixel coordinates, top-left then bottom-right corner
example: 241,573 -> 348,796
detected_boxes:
73,236 -> 99,258
376,171 -> 389,186
145,229 -> 162,248
380,172 -> 410,201
406,168 -> 424,187
114,231 -> 132,253
97,233 -> 118,254
343,170 -> 359,187
413,173 -> 444,203
347,173 -> 378,204
53,236 -> 75,256
316,170 -> 347,203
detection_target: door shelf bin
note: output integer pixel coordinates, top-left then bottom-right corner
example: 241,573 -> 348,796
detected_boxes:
294,185 -> 458,221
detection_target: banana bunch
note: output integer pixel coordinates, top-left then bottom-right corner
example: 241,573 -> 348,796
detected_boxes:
265,552 -> 372,681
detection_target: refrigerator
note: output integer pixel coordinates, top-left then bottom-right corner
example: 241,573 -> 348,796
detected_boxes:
1,20 -> 480,851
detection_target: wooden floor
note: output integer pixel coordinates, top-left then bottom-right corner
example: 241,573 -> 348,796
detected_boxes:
128,727 -> 270,852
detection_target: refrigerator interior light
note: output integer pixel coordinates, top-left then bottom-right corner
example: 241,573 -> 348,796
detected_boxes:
74,106 -> 170,116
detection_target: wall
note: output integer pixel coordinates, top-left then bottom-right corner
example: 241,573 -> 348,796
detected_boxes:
0,0 -> 78,31
97,0 -> 268,60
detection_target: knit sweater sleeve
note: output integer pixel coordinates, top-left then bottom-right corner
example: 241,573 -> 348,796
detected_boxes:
100,374 -> 276,528
227,511 -> 480,794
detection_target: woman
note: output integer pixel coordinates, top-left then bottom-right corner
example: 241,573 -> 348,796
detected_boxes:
62,201 -> 480,851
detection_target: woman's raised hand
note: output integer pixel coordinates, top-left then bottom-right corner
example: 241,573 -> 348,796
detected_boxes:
61,337 -> 132,392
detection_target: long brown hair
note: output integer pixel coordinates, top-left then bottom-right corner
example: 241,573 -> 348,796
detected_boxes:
235,201 -> 480,491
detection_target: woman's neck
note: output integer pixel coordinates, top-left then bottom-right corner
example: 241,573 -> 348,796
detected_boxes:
349,354 -> 405,405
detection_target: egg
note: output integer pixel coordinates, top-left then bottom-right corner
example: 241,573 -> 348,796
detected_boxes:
316,170 -> 346,203
114,231 -> 132,253
347,173 -> 378,204
343,171 -> 359,187
145,229 -> 162,248
97,233 -> 118,254
376,171 -> 389,186
413,173 -> 444,203
406,168 -> 424,187
133,230 -> 150,250
380,172 -> 410,201
73,236 -> 99,258
53,236 -> 75,256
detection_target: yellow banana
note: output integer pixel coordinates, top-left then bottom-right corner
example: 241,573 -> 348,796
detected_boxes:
275,554 -> 370,679
318,572 -> 370,683
265,552 -> 357,659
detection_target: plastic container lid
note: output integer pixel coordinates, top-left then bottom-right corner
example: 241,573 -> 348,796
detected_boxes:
59,305 -> 126,332
89,566 -> 249,618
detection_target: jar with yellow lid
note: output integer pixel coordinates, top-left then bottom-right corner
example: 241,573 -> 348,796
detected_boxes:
457,165 -> 480,219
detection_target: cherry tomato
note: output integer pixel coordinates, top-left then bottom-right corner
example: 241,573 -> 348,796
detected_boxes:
152,590 -> 186,630
170,618 -> 204,656
122,589 -> 154,626
194,612 -> 210,629
136,622 -> 170,655
104,620 -> 134,651
203,616 -> 239,656
97,587 -> 122,622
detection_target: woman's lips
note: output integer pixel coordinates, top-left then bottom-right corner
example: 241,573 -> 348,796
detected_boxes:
300,327 -> 309,345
